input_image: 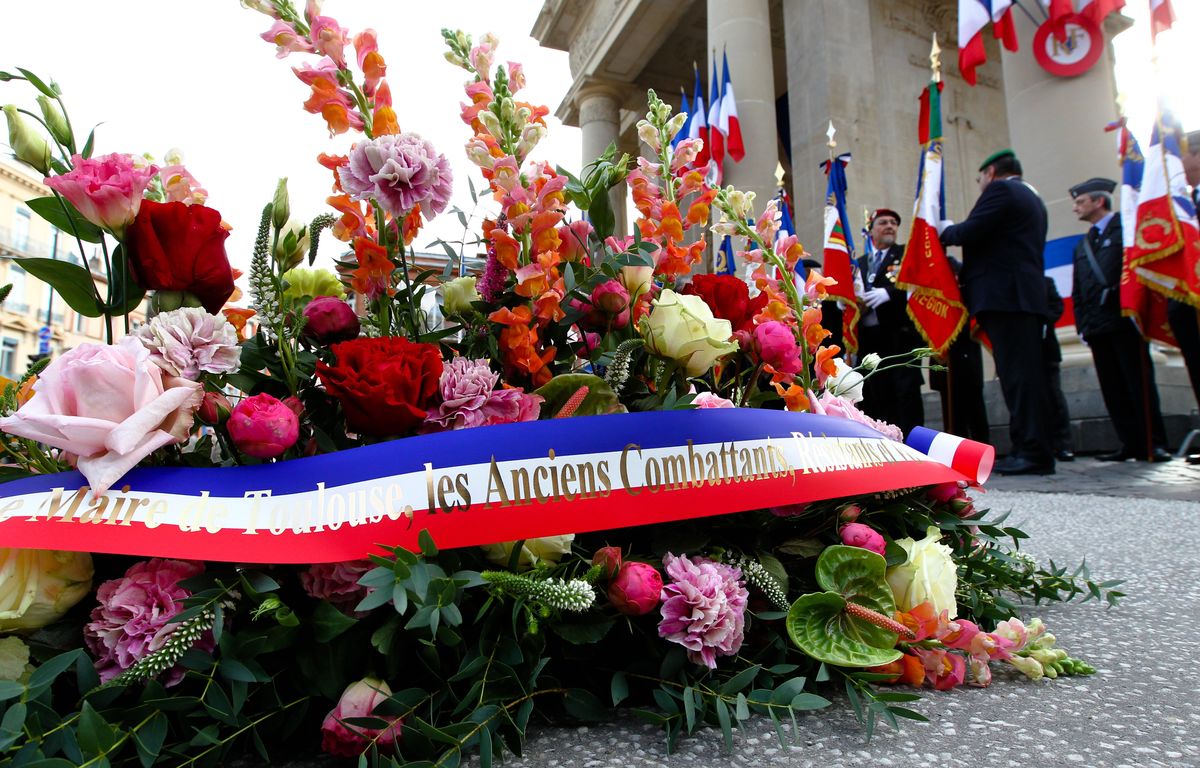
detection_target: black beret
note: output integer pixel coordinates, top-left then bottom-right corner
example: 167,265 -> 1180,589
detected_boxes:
1068,177 -> 1116,198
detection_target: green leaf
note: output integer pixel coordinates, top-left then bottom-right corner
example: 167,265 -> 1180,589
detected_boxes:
0,681 -> 23,701
106,245 -> 146,315
27,649 -> 84,696
17,257 -> 104,317
0,702 -> 26,749
682,686 -> 696,733
563,688 -> 607,722
550,617 -> 613,645
610,671 -> 628,706
81,126 -> 97,159
735,693 -> 750,721
76,701 -> 118,754
534,373 -> 626,417
312,600 -> 358,642
218,658 -> 260,683
26,197 -> 104,243
418,528 -> 438,557
714,698 -> 733,752
719,664 -> 761,696
15,68 -> 58,98
134,712 -> 168,768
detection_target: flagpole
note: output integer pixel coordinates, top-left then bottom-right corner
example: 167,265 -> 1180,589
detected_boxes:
928,32 -> 958,436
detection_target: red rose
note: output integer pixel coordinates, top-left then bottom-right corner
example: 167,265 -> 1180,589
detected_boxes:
124,200 -> 234,313
683,273 -> 767,333
316,337 -> 442,436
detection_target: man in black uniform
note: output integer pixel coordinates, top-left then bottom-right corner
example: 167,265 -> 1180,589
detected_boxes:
940,149 -> 1054,475
856,208 -> 925,436
1069,177 -> 1170,462
1170,131 -> 1200,463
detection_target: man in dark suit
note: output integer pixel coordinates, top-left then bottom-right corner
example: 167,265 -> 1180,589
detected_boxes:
1069,177 -> 1171,462
856,208 -> 925,435
1043,277 -> 1074,461
1170,130 -> 1200,464
940,149 -> 1054,475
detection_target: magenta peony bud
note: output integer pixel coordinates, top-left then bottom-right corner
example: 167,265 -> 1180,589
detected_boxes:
752,321 -> 802,374
197,391 -> 232,426
607,561 -> 663,616
227,393 -> 300,459
840,523 -> 887,556
303,296 -> 360,344
591,279 -> 630,314
592,546 -> 623,579
837,504 -> 863,524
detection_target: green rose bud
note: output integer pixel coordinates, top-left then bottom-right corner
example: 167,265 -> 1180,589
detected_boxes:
281,267 -> 344,303
2,104 -> 51,174
272,177 -> 290,232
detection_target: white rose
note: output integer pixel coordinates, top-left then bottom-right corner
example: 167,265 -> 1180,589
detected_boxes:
827,358 -> 865,403
0,549 -> 94,633
886,526 -> 958,617
639,290 -> 738,377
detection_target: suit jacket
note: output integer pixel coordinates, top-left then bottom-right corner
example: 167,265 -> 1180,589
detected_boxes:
940,177 -> 1049,317
1070,215 -> 1125,339
857,243 -> 922,355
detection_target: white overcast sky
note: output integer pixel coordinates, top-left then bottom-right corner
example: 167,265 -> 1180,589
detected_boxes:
1,1 -> 1195,281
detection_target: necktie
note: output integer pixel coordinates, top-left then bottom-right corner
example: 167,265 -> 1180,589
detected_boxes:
870,250 -> 884,279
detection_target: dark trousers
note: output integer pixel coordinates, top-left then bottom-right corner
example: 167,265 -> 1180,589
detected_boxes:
1088,322 -> 1168,455
977,311 -> 1054,464
931,336 -> 990,443
858,326 -> 926,436
1046,362 -> 1073,453
1167,300 -> 1200,408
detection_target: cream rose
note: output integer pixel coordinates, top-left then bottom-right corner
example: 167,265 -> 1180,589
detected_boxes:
481,535 -> 574,570
0,549 -> 94,633
886,526 -> 958,617
440,276 -> 481,316
639,289 -> 738,377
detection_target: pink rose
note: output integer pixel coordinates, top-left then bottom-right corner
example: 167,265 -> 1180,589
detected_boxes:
591,279 -> 631,326
303,296 -> 360,345
837,504 -> 863,524
321,677 -> 403,758
692,391 -> 735,409
840,523 -> 887,556
44,153 -> 158,237
227,393 -> 300,459
301,560 -> 373,614
197,391 -> 232,426
608,562 -> 663,616
0,337 -> 202,497
752,321 -> 802,374
592,546 -> 623,579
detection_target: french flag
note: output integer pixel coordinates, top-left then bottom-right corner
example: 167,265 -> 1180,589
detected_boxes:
688,65 -> 709,169
672,87 -> 691,150
1078,0 -> 1126,26
1046,0 -> 1074,41
958,0 -> 992,85
719,51 -> 744,162
1150,0 -> 1175,41
707,58 -> 724,183
992,0 -> 1018,51
1043,235 -> 1078,328
906,426 -> 996,485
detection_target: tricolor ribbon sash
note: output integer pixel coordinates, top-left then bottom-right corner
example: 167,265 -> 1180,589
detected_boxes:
0,410 -> 976,563
905,426 -> 994,485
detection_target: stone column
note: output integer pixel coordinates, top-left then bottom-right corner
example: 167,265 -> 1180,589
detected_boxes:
577,85 -> 627,236
707,0 -> 779,228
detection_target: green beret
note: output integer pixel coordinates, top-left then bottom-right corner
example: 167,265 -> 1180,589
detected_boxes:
978,149 -> 1016,172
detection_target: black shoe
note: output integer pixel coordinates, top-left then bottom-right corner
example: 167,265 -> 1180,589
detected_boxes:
994,456 -> 1056,476
1144,448 -> 1173,463
1055,450 -> 1075,462
1096,449 -> 1133,462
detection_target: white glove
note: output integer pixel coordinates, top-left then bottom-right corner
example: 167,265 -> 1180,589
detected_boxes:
862,287 -> 890,309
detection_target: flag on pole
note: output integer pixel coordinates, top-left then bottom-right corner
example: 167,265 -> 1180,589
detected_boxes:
958,0 -> 992,85
707,58 -> 725,183
1150,0 -> 1175,41
992,0 -> 1019,51
894,78 -> 968,356
688,65 -> 710,169
1047,0 -> 1074,41
1109,119 -> 1178,346
672,88 -> 691,150
1124,107 -> 1200,308
719,51 -> 745,163
1078,0 -> 1126,26
819,153 -> 860,357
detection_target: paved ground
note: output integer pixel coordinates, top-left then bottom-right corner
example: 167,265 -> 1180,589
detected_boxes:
500,459 -> 1200,768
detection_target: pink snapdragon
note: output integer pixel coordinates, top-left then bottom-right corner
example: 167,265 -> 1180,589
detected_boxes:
84,559 -> 212,685
44,153 -> 158,237
558,219 -> 594,262
261,20 -> 314,57
658,554 -> 748,669
309,15 -> 350,68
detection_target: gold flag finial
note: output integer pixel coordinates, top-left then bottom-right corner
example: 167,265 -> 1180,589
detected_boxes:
774,161 -> 786,189
930,33 -> 942,83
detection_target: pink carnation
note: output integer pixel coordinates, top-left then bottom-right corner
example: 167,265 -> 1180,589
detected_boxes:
340,133 -> 453,221
808,390 -> 904,442
301,560 -> 373,614
84,559 -> 212,685
658,554 -> 748,669
134,307 -> 241,380
426,357 -> 542,430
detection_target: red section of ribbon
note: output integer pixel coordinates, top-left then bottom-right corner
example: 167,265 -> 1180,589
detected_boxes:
0,460 -> 963,563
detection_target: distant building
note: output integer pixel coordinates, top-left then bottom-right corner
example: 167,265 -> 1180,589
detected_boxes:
0,160 -> 147,380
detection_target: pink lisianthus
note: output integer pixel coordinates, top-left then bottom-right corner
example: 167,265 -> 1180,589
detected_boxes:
608,562 -> 663,616
260,20 -> 314,57
692,391 -> 735,409
658,554 -> 749,669
134,307 -> 241,380
808,390 -> 904,442
0,337 -> 202,497
340,134 -> 453,221
321,677 -> 403,758
44,153 -> 158,237
83,559 -> 212,685
425,357 -> 542,430
752,321 -> 803,374
301,560 -> 373,614
840,523 -> 887,556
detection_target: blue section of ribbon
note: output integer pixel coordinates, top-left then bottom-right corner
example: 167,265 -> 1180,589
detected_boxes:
0,410 -> 888,499
905,425 -> 939,455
